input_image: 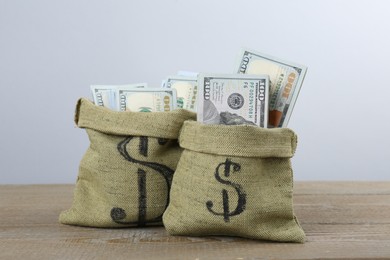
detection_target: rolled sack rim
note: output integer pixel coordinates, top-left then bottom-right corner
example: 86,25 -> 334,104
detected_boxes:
74,98 -> 197,139
178,121 -> 298,158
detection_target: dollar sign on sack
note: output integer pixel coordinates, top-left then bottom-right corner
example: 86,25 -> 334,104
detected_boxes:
110,136 -> 174,227
206,158 -> 246,222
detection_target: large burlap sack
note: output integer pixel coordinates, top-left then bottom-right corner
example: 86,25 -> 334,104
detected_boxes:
59,98 -> 196,227
163,121 -> 305,243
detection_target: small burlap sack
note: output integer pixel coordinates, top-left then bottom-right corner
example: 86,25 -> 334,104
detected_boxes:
163,121 -> 305,243
59,98 -> 196,227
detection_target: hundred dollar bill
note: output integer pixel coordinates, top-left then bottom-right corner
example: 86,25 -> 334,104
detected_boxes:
197,74 -> 269,127
235,48 -> 307,127
116,88 -> 177,112
161,71 -> 199,88
164,76 -> 197,111
90,85 -> 116,109
90,83 -> 147,110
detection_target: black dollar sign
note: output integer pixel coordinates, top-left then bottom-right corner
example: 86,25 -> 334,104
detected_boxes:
206,158 -> 246,223
111,136 -> 174,227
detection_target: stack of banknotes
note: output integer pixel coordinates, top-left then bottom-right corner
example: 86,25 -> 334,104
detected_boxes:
90,48 -> 307,128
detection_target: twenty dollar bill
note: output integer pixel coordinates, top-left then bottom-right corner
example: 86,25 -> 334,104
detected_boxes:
197,74 -> 269,127
236,48 -> 307,127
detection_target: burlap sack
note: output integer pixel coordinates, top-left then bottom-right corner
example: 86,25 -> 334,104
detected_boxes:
163,121 -> 305,242
59,98 -> 196,227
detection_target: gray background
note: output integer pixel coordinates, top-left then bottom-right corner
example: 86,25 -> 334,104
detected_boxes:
1,0 -> 389,184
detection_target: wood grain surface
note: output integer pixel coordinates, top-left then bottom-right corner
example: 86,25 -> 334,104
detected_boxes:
0,182 -> 389,260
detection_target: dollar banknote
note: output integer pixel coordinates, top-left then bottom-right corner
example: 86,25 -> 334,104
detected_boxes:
197,74 -> 269,127
116,88 -> 177,112
162,71 -> 199,87
235,48 -> 307,127
90,85 -> 115,109
164,75 -> 197,111
90,83 -> 146,110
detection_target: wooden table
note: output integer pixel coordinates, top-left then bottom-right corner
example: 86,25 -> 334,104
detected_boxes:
0,182 -> 389,259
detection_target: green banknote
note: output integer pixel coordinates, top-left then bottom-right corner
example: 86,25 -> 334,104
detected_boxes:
164,76 -> 197,111
90,83 -> 147,110
197,74 -> 269,127
116,88 -> 177,112
236,48 -> 307,127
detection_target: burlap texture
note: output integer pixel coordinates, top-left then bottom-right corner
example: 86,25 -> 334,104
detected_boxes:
59,98 -> 196,227
163,121 -> 306,243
